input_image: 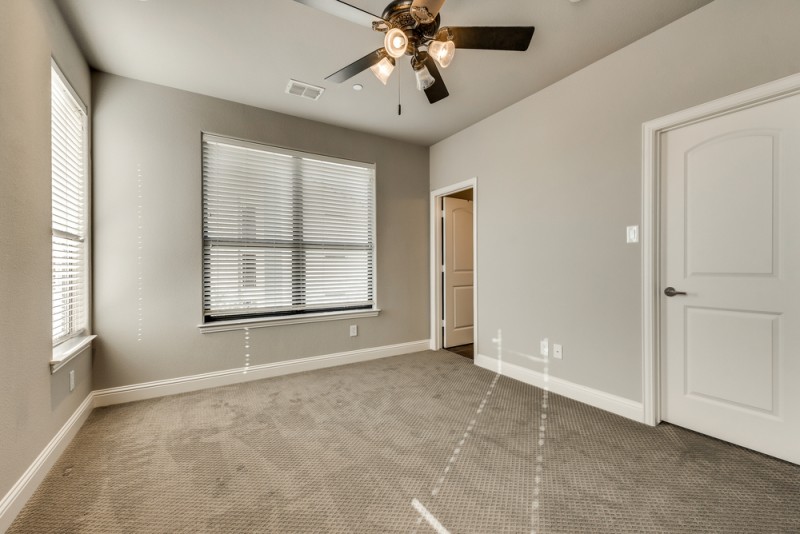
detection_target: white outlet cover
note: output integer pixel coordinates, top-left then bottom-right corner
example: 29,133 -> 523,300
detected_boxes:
349,325 -> 358,337
553,344 -> 563,359
540,338 -> 549,357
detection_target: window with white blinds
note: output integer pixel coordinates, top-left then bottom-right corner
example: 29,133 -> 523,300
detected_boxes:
51,65 -> 88,345
202,134 -> 376,322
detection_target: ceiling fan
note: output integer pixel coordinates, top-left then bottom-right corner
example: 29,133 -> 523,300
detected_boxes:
294,0 -> 535,104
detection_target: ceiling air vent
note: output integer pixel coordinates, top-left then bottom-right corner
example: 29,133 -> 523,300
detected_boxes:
285,79 -> 325,101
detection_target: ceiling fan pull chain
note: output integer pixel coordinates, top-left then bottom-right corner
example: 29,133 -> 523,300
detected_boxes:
398,65 -> 402,116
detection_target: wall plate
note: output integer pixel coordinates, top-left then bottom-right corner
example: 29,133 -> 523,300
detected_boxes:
626,225 -> 639,244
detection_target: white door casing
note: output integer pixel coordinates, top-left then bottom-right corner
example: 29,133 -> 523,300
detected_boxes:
660,92 -> 800,464
443,197 -> 474,348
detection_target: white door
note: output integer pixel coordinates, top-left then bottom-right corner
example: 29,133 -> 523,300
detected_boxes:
443,196 -> 473,348
661,92 -> 800,464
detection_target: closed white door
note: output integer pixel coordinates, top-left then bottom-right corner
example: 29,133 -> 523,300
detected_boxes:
661,92 -> 800,464
443,197 -> 473,348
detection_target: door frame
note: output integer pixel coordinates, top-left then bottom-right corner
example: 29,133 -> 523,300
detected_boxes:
641,72 -> 800,426
430,178 -> 478,352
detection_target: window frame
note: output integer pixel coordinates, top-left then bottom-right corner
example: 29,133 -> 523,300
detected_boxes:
50,60 -> 93,370
199,133 -> 379,333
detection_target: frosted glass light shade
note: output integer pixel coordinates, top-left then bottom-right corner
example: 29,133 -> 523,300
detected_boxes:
370,57 -> 395,85
384,28 -> 408,59
414,64 -> 436,90
428,39 -> 455,68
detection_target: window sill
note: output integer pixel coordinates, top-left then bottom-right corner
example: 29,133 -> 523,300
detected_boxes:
51,334 -> 97,374
198,308 -> 381,334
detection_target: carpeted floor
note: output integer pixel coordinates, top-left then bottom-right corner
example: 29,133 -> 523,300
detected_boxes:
9,350 -> 800,533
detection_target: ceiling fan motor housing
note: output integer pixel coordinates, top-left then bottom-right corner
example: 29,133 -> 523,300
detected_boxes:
409,0 -> 446,24
380,0 -> 441,57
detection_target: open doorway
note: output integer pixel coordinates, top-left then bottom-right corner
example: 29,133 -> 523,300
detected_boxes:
430,179 -> 477,360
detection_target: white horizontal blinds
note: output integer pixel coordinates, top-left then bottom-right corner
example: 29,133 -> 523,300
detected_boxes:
202,135 -> 375,320
51,66 -> 88,345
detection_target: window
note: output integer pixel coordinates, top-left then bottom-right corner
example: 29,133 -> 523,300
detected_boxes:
51,64 -> 88,346
202,134 -> 376,324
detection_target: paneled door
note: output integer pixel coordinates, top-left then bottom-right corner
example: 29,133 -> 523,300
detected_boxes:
661,92 -> 800,464
443,197 -> 474,348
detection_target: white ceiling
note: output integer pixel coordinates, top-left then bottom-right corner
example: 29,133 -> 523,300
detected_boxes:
57,0 -> 712,146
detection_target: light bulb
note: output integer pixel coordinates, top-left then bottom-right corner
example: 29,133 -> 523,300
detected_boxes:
370,57 -> 395,85
428,39 -> 455,68
413,64 -> 436,91
384,28 -> 408,59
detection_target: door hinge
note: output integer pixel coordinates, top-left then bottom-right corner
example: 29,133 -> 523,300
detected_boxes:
441,265 -> 445,273
441,320 -> 445,327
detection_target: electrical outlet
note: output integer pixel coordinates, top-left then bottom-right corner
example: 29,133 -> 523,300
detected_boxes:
349,324 -> 358,337
553,344 -> 563,360
69,370 -> 75,392
540,338 -> 549,357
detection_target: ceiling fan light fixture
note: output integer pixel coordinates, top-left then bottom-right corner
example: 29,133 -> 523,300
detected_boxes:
413,62 -> 436,91
370,56 -> 395,85
384,28 -> 408,59
428,39 -> 455,68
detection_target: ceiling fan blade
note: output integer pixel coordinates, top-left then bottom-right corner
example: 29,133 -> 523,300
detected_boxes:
326,48 -> 386,83
444,26 -> 535,51
421,53 -> 449,104
293,0 -> 386,28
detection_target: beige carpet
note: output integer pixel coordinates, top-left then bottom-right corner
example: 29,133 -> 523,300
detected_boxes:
9,350 -> 800,532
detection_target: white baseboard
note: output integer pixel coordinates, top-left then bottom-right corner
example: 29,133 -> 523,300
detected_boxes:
93,339 -> 430,408
0,393 -> 94,533
475,354 -> 644,423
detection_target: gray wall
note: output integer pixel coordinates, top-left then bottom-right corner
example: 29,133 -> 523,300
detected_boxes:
0,0 -> 92,505
430,0 -> 800,402
92,73 -> 429,390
